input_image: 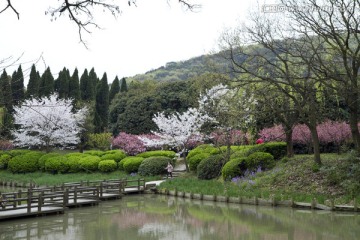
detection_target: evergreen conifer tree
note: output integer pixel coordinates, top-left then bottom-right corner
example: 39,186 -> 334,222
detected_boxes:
11,65 -> 25,105
69,68 -> 80,102
109,76 -> 120,103
120,77 -> 128,92
88,68 -> 98,101
26,64 -> 40,98
80,68 -> 90,101
0,70 -> 13,112
39,67 -> 54,97
54,67 -> 69,99
94,73 -> 109,133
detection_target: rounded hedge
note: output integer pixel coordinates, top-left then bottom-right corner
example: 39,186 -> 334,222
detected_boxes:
122,157 -> 144,173
197,154 -> 225,180
7,149 -> 32,157
0,154 -> 11,169
101,150 -> 127,163
246,142 -> 286,160
98,160 -> 117,172
78,156 -> 102,172
84,150 -> 106,156
221,157 -> 248,181
187,144 -> 219,159
8,151 -> 45,173
44,156 -> 69,174
136,150 -> 176,159
138,156 -> 173,176
188,153 -> 210,171
66,156 -> 82,173
246,152 -> 275,170
38,153 -> 61,171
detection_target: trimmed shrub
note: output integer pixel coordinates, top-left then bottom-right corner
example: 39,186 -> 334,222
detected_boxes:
7,149 -> 32,157
221,157 -> 248,181
0,154 -> 11,169
98,160 -> 117,172
136,150 -> 176,159
246,152 -> 275,170
87,132 -> 112,151
38,153 -> 61,171
122,157 -> 144,173
197,154 -> 226,180
67,156 -> 82,173
8,151 -> 45,173
78,156 -> 102,172
188,153 -> 210,171
246,142 -> 286,160
187,144 -> 219,159
84,150 -> 105,157
65,152 -> 87,158
101,150 -> 127,163
44,156 -> 69,174
138,156 -> 173,176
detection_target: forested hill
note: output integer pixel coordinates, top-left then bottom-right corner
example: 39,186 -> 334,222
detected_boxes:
128,53 -> 227,82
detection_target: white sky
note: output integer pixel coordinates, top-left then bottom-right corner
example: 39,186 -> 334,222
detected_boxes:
0,0 -> 264,84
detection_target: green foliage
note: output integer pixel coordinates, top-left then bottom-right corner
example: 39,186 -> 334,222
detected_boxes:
0,154 -> 11,169
44,156 -> 69,174
101,150 -> 127,163
246,152 -> 275,170
122,156 -> 144,173
136,150 -> 176,159
66,156 -> 83,173
109,76 -> 120,103
246,142 -> 286,160
221,157 -> 248,181
98,160 -> 117,172
78,155 -> 102,172
38,153 -> 61,171
188,153 -> 210,171
138,156 -> 174,176
94,73 -> 109,133
26,64 -> 41,98
197,154 -> 226,180
87,133 -> 112,151
84,150 -> 106,156
7,149 -> 32,157
39,67 -> 54,97
8,151 -> 45,173
187,144 -> 219,159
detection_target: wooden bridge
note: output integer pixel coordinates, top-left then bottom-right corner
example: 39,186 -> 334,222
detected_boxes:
0,178 -> 146,221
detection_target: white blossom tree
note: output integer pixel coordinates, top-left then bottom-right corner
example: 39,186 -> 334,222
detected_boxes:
140,107 -> 211,171
12,94 -> 88,152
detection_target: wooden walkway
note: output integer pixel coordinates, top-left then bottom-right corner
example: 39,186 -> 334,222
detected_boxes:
0,178 -> 146,221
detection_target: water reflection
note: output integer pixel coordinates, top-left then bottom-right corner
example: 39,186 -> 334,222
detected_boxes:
0,194 -> 359,240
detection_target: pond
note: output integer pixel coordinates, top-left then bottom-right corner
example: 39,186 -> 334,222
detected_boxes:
0,194 -> 359,240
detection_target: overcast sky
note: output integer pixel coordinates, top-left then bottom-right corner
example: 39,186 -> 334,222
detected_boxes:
0,0 -> 264,84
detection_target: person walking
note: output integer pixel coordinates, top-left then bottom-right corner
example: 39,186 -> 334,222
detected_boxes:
165,162 -> 174,179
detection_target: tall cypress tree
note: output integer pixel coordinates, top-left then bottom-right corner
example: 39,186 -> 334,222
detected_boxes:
88,68 -> 98,101
26,64 -> 40,98
39,67 -> 54,97
109,76 -> 120,103
54,67 -> 69,99
11,65 -> 25,105
94,73 -> 109,133
120,77 -> 128,92
69,68 -> 80,102
80,68 -> 89,101
0,70 -> 13,112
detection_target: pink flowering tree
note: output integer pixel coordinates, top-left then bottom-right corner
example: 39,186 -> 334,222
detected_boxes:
210,129 -> 249,146
112,132 -> 147,156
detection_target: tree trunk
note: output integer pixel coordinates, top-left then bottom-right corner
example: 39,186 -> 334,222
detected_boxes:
306,122 -> 321,165
349,110 -> 360,156
284,126 -> 294,158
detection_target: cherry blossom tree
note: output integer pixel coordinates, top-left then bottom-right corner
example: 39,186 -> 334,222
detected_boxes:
12,94 -> 88,152
139,107 -> 211,171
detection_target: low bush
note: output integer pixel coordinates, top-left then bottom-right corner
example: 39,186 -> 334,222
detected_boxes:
246,142 -> 286,160
84,150 -> 105,157
8,151 -> 45,173
197,154 -> 226,180
101,150 -> 127,163
188,153 -> 210,171
66,156 -> 82,173
138,156 -> 174,176
221,157 -> 248,181
78,156 -> 102,172
0,154 -> 11,169
7,149 -> 32,157
122,157 -> 144,173
98,160 -> 117,172
246,152 -> 275,170
44,156 -> 69,174
187,144 -> 220,159
136,150 -> 176,159
38,153 -> 61,171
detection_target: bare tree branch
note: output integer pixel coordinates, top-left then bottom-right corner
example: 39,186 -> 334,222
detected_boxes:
0,0 -> 19,19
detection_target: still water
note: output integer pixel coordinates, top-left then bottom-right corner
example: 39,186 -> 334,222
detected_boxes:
0,194 -> 360,240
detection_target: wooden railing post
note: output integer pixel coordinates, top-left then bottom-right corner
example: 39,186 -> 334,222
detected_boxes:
27,189 -> 32,213
74,186 -> 78,204
100,182 -> 103,197
38,193 -> 43,212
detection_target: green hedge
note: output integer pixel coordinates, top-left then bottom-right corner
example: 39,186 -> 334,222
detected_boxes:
188,153 -> 210,171
78,156 -> 102,172
122,157 -> 144,173
7,149 -> 32,157
101,150 -> 127,163
38,153 -> 61,171
0,154 -> 11,169
136,150 -> 176,159
246,142 -> 286,160
197,154 -> 225,180
66,156 -> 82,173
187,144 -> 220,159
84,150 -> 106,156
8,151 -> 45,173
221,157 -> 248,181
138,156 -> 174,176
98,160 -> 117,172
246,152 -> 275,170
44,156 -> 69,174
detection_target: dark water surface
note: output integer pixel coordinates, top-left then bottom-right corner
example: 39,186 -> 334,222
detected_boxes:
0,194 -> 359,240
